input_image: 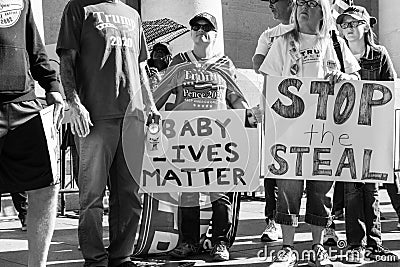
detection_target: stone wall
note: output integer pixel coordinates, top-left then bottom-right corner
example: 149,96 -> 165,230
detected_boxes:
379,0 -> 400,74
39,0 -> 398,74
222,0 -> 277,69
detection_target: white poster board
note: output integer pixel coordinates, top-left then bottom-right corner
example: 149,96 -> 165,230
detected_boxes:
140,109 -> 260,192
40,105 -> 59,180
264,76 -> 395,183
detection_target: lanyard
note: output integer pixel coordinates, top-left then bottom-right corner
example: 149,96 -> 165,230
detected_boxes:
288,37 -> 301,76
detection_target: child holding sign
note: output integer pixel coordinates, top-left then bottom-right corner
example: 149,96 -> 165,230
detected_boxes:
153,12 -> 258,262
337,5 -> 399,263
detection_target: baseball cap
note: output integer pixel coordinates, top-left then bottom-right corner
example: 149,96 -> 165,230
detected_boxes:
336,5 -> 377,27
189,12 -> 218,31
152,42 -> 171,55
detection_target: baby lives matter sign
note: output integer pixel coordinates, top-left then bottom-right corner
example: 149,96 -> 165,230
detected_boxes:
264,76 -> 394,183
141,109 -> 260,192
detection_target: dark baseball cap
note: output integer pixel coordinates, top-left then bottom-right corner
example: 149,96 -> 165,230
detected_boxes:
189,12 -> 218,31
336,5 -> 377,27
152,42 -> 171,55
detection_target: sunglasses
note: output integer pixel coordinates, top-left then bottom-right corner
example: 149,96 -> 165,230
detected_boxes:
296,0 -> 320,8
191,24 -> 215,32
340,20 -> 366,29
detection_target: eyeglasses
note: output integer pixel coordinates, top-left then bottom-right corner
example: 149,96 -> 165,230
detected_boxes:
191,24 -> 215,32
296,0 -> 320,8
339,20 -> 366,29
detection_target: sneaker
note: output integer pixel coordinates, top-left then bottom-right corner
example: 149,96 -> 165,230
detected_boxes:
323,227 -> 338,246
261,219 -> 281,242
365,244 -> 399,262
346,246 -> 365,264
334,209 -> 344,220
116,261 -> 138,267
19,215 -> 27,231
308,244 -> 333,267
270,246 -> 298,267
210,241 -> 229,261
169,242 -> 200,259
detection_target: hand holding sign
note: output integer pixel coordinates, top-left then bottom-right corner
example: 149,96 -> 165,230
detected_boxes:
248,105 -> 263,125
324,70 -> 359,86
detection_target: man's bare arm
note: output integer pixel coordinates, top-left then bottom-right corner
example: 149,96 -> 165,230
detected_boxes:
252,54 -> 266,74
59,49 -> 80,104
59,49 -> 93,137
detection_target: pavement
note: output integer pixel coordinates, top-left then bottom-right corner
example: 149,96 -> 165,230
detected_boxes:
1,189 -> 399,267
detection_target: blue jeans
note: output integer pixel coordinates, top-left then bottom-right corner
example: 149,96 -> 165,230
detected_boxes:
180,192 -> 232,245
344,183 -> 381,247
275,179 -> 334,227
75,117 -> 144,267
333,181 -> 345,213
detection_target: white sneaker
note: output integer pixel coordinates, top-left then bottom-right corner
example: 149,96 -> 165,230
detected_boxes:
308,244 -> 333,267
323,227 -> 338,246
271,246 -> 298,267
261,219 -> 281,242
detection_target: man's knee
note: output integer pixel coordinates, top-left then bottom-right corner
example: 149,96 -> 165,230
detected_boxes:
27,184 -> 59,203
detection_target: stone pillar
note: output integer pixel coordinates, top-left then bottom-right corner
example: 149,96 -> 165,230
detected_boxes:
140,0 -> 224,55
379,0 -> 400,74
31,0 -> 45,42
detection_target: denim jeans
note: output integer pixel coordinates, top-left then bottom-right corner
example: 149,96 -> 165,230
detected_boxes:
344,183 -> 381,247
333,181 -> 345,213
275,179 -> 334,227
180,192 -> 232,245
264,178 -> 277,222
75,117 -> 144,267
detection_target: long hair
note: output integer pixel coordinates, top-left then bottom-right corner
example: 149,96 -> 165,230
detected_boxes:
289,0 -> 334,41
364,24 -> 377,47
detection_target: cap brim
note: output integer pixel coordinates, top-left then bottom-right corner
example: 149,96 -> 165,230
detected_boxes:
189,17 -> 216,30
152,43 -> 171,54
336,13 -> 363,24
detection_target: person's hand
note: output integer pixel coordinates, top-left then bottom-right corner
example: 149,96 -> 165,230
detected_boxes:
246,105 -> 263,126
68,101 -> 93,137
149,106 -> 161,119
324,70 -> 355,86
148,66 -> 159,77
45,92 -> 65,130
149,67 -> 162,89
252,54 -> 266,74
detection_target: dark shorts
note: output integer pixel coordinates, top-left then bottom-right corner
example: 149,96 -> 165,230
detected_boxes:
0,100 -> 56,193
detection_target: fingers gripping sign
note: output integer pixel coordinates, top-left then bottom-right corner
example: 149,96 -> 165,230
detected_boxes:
247,105 -> 264,126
